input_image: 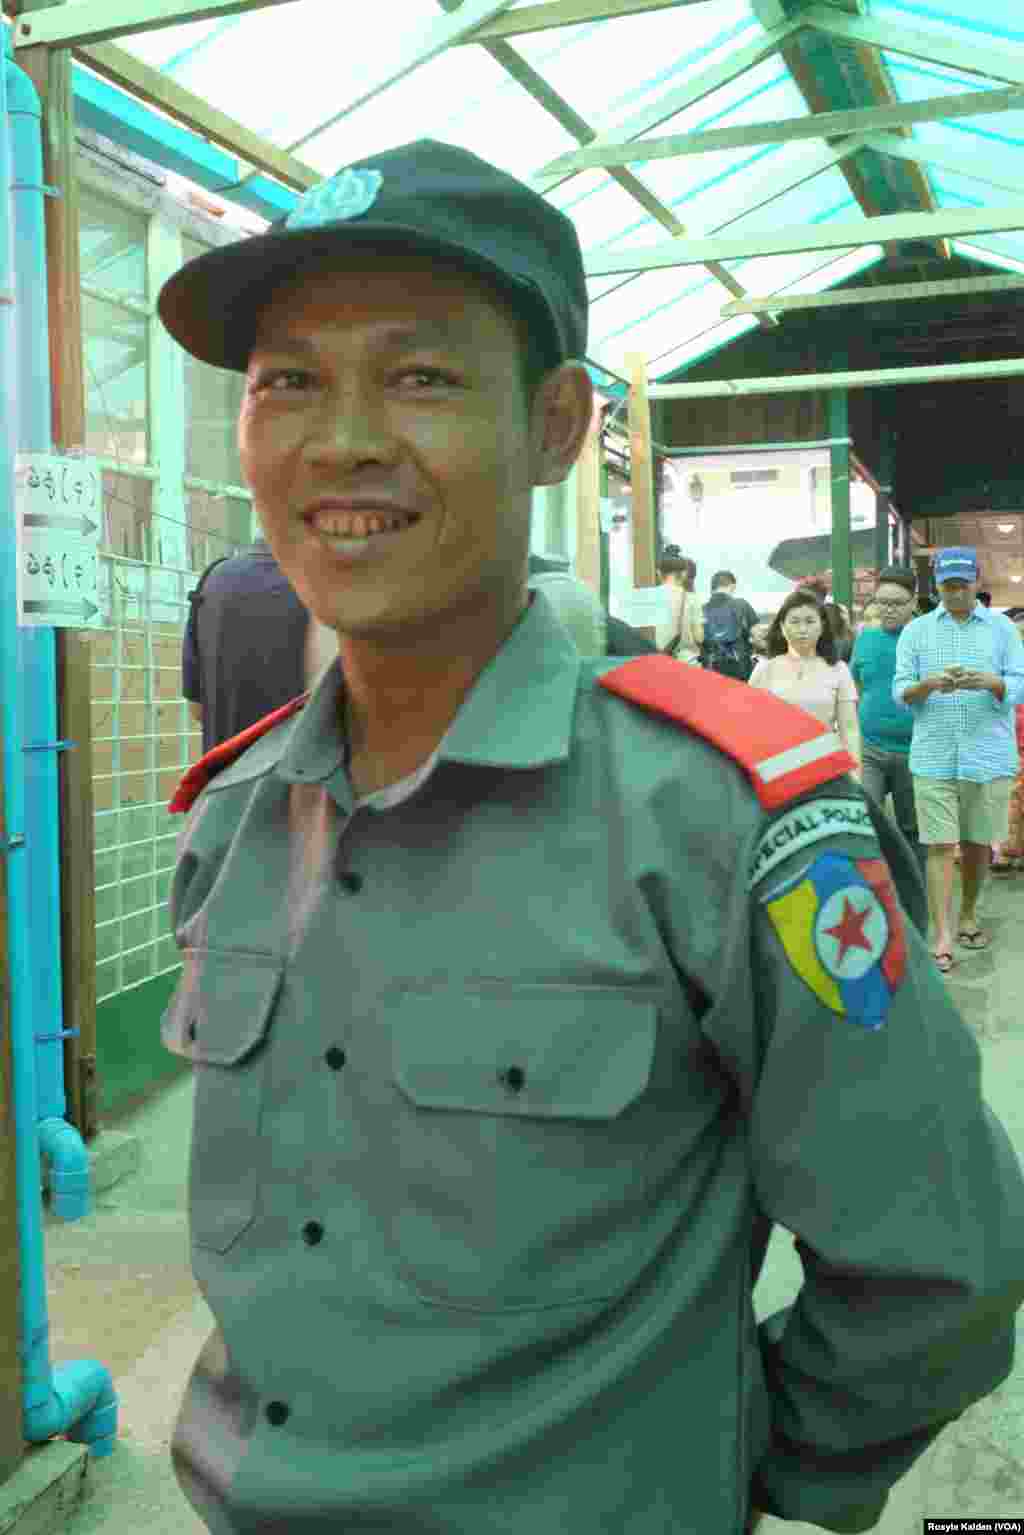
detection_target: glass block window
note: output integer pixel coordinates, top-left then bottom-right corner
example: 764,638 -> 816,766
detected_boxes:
182,236 -> 246,487
80,189 -> 149,468
186,489 -> 253,573
83,294 -> 149,467
79,185 -> 147,302
102,469 -> 153,561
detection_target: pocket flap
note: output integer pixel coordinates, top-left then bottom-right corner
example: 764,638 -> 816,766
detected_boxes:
392,987 -> 657,1119
161,948 -> 283,1066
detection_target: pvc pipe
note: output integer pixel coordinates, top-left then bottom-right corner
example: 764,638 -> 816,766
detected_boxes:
9,47 -> 67,1140
2,29 -> 117,1457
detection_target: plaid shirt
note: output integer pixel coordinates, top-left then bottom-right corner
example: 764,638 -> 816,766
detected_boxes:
892,603 -> 1024,781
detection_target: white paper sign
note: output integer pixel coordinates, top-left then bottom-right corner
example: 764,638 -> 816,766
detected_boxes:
615,585 -> 671,629
16,452 -> 103,628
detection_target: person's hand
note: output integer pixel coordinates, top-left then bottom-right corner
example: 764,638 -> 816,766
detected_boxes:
930,670 -> 960,694
957,669 -> 1001,693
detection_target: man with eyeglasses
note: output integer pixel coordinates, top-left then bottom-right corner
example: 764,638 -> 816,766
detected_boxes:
850,567 -> 925,880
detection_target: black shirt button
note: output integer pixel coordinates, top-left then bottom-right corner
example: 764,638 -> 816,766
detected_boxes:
325,1046 -> 346,1070
337,871 -> 363,893
303,1221 -> 324,1246
265,1401 -> 289,1426
499,1065 -> 526,1093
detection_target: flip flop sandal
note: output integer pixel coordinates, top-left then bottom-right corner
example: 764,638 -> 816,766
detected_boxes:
933,952 -> 956,974
958,929 -> 990,950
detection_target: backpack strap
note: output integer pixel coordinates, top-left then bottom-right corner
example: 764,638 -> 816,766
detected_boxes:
186,554 -> 231,609
169,692 -> 310,814
599,656 -> 855,811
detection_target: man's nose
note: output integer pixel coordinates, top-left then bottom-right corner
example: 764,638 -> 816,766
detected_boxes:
303,385 -> 399,465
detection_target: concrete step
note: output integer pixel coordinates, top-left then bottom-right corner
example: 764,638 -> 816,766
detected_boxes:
0,1442 -> 88,1535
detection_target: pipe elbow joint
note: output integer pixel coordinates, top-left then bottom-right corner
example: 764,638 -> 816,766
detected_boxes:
38,1117 -> 91,1221
24,1362 -> 119,1457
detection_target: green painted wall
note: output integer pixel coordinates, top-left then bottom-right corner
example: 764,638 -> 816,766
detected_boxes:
97,969 -> 188,1123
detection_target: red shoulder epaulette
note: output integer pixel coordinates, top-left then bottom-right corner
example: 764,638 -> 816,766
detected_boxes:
599,656 -> 855,812
169,692 -> 310,815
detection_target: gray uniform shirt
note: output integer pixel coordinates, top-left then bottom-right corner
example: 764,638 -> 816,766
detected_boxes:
162,588 -> 1024,1535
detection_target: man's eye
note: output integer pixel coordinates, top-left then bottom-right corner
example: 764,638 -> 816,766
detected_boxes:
250,369 -> 312,394
396,368 -> 459,389
248,367 -> 458,393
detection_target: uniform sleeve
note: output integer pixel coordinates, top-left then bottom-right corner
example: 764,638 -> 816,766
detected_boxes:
182,600 -> 201,704
749,658 -> 769,689
717,794 -> 1024,1532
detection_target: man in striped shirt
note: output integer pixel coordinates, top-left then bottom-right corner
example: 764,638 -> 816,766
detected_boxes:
893,546 -> 1024,972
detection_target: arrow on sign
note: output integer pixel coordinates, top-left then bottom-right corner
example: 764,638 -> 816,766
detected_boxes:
24,598 -> 99,621
23,512 -> 99,537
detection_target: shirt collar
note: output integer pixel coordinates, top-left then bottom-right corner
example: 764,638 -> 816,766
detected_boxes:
276,587 -> 583,789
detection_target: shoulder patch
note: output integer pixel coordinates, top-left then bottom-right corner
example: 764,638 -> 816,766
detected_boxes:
761,850 -> 907,1032
749,797 -> 877,889
169,692 -> 309,815
598,656 -> 855,810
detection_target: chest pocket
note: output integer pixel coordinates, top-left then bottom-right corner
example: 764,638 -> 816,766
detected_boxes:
161,948 -> 283,1252
385,986 -> 659,1312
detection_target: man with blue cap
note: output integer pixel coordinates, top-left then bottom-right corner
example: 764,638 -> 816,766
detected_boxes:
894,545 -> 1024,971
155,143 -> 1024,1535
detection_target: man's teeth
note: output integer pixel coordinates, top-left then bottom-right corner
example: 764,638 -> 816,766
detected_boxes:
314,512 -> 413,538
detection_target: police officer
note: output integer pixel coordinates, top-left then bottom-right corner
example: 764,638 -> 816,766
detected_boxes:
156,140 -> 1024,1535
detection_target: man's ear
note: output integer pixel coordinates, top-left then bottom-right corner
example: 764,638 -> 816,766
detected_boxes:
530,362 -> 595,489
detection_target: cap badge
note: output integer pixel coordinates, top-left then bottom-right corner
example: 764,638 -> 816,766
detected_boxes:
286,168 -> 383,231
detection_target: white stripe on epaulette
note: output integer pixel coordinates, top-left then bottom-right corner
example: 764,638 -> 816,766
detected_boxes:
749,797 -> 877,888
755,731 -> 845,785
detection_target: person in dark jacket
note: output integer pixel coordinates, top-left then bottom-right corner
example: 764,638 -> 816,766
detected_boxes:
182,538 -> 308,756
702,570 -> 757,679
184,545 -> 656,751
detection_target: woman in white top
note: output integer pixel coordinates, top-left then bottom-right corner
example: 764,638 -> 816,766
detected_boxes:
749,589 -> 858,759
656,552 -> 703,662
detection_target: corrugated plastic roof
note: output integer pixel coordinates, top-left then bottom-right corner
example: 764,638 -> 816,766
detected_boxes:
870,0 -> 1024,276
13,0 -> 1024,382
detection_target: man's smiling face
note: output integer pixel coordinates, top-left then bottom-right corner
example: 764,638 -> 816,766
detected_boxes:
238,251 -> 588,645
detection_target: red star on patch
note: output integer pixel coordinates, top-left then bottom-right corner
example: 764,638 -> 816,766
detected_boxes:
824,896 -> 873,967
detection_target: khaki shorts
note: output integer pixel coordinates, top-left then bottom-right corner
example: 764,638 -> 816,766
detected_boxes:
912,775 -> 1014,846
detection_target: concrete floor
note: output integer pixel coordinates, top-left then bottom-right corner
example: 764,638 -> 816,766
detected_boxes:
25,871 -> 1024,1533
